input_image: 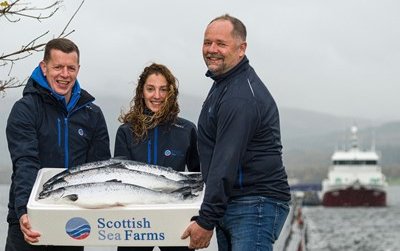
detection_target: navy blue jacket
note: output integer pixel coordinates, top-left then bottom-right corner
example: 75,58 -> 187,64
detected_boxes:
196,56 -> 291,230
6,66 -> 111,223
114,118 -> 200,172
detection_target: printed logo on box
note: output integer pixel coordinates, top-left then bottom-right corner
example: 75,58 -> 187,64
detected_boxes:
65,217 -> 91,240
97,217 -> 165,241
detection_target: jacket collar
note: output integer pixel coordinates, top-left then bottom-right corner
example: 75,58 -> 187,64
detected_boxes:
205,56 -> 249,83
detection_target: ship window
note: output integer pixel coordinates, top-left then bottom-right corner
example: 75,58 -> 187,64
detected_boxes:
370,178 -> 380,184
333,160 -> 377,165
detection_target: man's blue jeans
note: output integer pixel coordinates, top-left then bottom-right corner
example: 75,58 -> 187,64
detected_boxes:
216,196 -> 290,251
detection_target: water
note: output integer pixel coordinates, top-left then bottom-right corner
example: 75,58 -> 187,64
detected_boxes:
304,186 -> 400,251
3,184 -> 399,251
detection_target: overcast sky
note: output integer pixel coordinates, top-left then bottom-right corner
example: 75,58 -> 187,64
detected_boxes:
2,0 -> 399,121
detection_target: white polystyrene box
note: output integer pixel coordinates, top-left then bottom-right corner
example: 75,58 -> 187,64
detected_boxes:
27,168 -> 203,246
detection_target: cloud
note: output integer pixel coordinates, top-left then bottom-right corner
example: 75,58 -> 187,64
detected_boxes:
2,0 -> 400,120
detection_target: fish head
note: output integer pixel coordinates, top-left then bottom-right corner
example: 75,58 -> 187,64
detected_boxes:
38,187 -> 66,201
38,190 -> 50,200
41,184 -> 54,193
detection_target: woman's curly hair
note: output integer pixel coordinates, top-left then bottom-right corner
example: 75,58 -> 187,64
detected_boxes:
119,63 -> 180,140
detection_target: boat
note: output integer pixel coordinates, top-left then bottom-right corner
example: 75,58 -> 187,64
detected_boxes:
321,126 -> 387,207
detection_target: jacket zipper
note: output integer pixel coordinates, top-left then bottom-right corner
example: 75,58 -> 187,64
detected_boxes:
57,118 -> 61,146
238,164 -> 243,189
147,126 -> 159,165
153,126 -> 158,165
64,117 -> 69,168
54,100 -> 92,170
147,140 -> 151,164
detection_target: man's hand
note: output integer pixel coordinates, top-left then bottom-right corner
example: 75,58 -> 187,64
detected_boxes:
181,221 -> 213,249
19,214 -> 41,243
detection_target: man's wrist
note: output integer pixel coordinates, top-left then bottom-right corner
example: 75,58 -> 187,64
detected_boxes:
17,206 -> 27,220
195,216 -> 214,231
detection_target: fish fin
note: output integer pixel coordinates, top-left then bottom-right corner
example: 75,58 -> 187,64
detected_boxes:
87,161 -> 123,171
114,163 -> 129,169
63,194 -> 78,202
108,162 -> 124,168
105,179 -> 122,183
96,162 -> 128,171
97,162 -> 123,169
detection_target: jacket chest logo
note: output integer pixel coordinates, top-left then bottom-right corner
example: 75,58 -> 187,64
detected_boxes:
78,128 -> 84,136
164,149 -> 184,157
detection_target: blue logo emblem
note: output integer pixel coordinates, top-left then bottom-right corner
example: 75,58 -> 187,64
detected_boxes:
78,128 -> 84,136
164,150 -> 172,157
164,149 -> 184,157
65,217 -> 91,240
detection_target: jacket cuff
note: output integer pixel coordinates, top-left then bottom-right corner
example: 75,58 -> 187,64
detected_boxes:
195,216 -> 214,231
16,206 -> 27,220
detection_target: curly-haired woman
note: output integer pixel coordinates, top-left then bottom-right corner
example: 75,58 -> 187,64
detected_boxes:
115,63 -> 199,251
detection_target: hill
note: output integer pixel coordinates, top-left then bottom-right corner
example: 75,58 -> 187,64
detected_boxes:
67,94 -> 400,183
282,119 -> 400,182
1,94 -> 399,184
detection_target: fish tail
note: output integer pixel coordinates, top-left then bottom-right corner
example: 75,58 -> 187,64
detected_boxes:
183,173 -> 203,181
191,183 -> 205,193
171,186 -> 197,199
180,179 -> 204,193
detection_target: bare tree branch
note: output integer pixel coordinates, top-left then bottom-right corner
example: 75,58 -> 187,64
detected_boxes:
0,77 -> 27,96
0,0 -> 62,22
0,31 -> 49,61
58,0 -> 84,38
0,0 -> 85,95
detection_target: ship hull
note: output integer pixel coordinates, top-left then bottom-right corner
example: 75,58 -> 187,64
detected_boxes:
322,185 -> 386,207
